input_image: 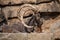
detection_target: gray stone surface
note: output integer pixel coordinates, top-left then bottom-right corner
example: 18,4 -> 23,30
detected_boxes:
50,20 -> 60,38
0,0 -> 60,40
0,33 -> 53,40
36,0 -> 51,3
0,33 -> 27,40
0,0 -> 36,5
37,2 -> 60,12
2,6 -> 20,19
27,33 -> 53,40
0,0 -> 51,5
2,3 -> 60,18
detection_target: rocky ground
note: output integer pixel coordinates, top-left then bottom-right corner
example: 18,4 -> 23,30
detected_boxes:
0,0 -> 60,40
0,33 -> 54,40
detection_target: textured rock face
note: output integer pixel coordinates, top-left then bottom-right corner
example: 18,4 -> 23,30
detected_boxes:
0,0 -> 60,40
0,0 -> 36,5
0,0 -> 51,5
0,0 -> 60,5
2,6 -> 20,19
37,2 -> 60,12
42,14 -> 60,32
0,33 -> 53,40
27,33 -> 53,40
41,15 -> 60,38
0,33 -> 27,40
50,20 -> 60,38
2,3 -> 60,19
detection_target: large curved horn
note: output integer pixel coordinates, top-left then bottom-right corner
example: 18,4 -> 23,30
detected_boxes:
18,4 -> 37,28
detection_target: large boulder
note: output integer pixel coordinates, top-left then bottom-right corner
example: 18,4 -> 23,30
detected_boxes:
0,0 -> 51,5
27,33 -> 53,40
37,2 -> 60,12
2,6 -> 20,19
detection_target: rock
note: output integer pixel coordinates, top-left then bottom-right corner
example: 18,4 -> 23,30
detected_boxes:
2,6 -> 20,19
54,30 -> 60,38
42,14 -> 60,33
0,0 -> 36,5
0,0 -> 11,5
0,33 -> 53,40
0,33 -> 27,40
37,2 -> 60,12
36,0 -> 51,3
50,20 -> 60,38
0,0 -> 51,5
27,33 -> 53,40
